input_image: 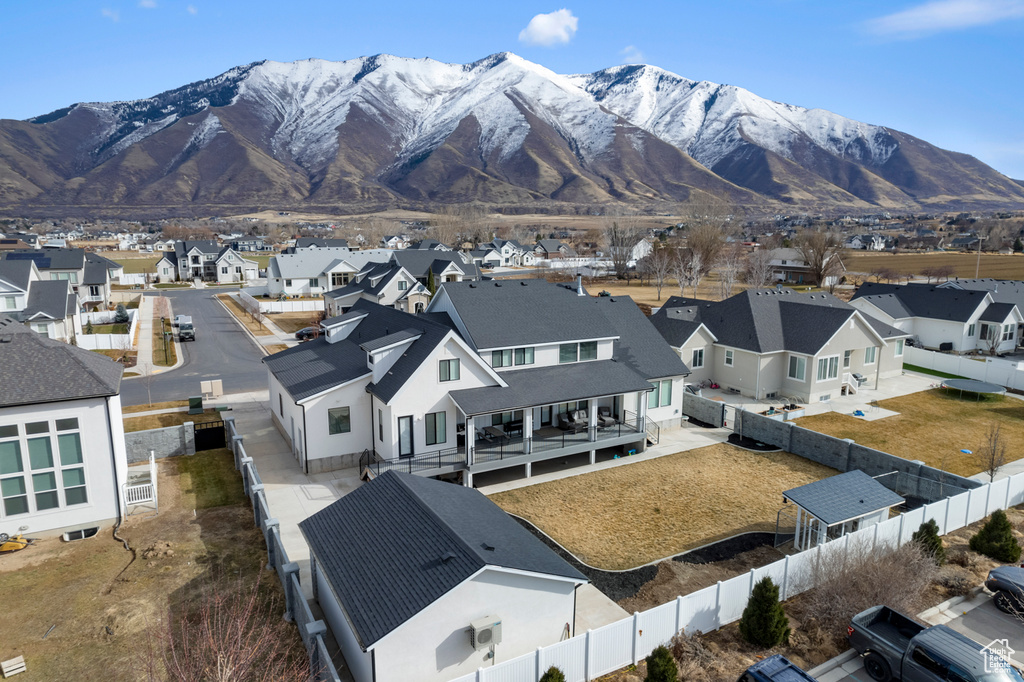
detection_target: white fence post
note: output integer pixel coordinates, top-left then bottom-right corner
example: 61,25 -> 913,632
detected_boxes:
632,612 -> 640,665
715,581 -> 722,629
675,595 -> 683,635
965,488 -> 973,526
535,646 -> 543,681
781,556 -> 790,601
585,630 -> 592,681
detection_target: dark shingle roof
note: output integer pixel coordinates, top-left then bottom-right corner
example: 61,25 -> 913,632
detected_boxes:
391,250 -> 477,281
23,280 -> 75,320
587,296 -> 689,378
851,282 -> 990,322
940,278 -> 1024,310
783,470 -> 904,526
0,316 -> 122,406
1,248 -> 85,271
299,471 -> 587,649
83,261 -> 109,286
174,240 -> 222,257
649,302 -> 707,347
450,360 -> 653,414
294,237 -> 349,250
978,302 -> 1017,323
360,329 -> 421,353
0,259 -> 34,291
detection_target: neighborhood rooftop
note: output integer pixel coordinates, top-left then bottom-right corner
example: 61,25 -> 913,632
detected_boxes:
851,282 -> 992,322
783,470 -> 905,526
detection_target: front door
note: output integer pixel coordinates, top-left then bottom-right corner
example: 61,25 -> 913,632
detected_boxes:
541,405 -> 552,427
398,416 -> 414,458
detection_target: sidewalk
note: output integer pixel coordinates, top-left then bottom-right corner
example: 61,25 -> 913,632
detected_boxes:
215,292 -> 299,354
128,294 -> 183,377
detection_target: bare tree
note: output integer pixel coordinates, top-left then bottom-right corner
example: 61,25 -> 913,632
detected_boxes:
744,248 -> 777,288
640,246 -> 674,301
716,245 -> 742,300
796,228 -> 845,291
672,248 -> 704,299
976,424 -> 1008,482
603,213 -> 647,280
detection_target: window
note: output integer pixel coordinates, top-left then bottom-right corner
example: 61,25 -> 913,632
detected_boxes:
491,410 -> 523,426
864,346 -> 876,365
650,379 -> 673,408
285,279 -> 292,287
439,359 -> 460,382
559,343 -> 578,364
425,411 -> 446,446
1,418 -> 87,517
397,280 -> 408,291
843,350 -> 852,368
724,350 -> 734,367
910,648 -> 945,677
788,356 -> 806,381
895,339 -> 905,356
3,296 -> 15,310
279,394 -> 283,417
162,268 -> 169,276
221,267 -> 228,275
579,341 -> 598,361
514,347 -> 534,366
491,350 -> 512,368
378,409 -> 383,441
235,266 -> 242,273
310,278 -> 319,288
88,285 -> 100,297
328,407 -> 351,435
691,348 -> 704,368
33,324 -> 47,335
967,323 -> 976,337
1003,323 -> 1014,342
816,356 -> 840,381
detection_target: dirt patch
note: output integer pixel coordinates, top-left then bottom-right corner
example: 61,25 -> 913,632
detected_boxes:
90,348 -> 138,368
489,443 -> 836,570
122,400 -> 189,414
265,343 -> 290,354
123,407 -> 223,432
271,312 -> 322,334
0,449 -> 304,680
795,388 -> 1024,476
844,251 -> 1024,280
218,293 -> 274,336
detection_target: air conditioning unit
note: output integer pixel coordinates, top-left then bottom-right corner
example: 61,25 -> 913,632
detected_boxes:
469,615 -> 502,650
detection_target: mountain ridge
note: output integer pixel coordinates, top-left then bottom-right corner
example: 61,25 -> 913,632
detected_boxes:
2,52 -> 1022,215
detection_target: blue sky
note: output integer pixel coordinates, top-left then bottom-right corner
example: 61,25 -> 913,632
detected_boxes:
3,0 -> 1024,178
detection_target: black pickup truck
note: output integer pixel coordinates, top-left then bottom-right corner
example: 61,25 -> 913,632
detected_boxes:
848,605 -> 1022,682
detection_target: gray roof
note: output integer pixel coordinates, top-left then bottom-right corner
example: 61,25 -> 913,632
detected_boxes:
978,302 -> 1018,323
23,280 -> 75,320
852,282 -> 990,323
324,262 -> 402,301
83,260 -> 109,286
1,248 -> 86,271
360,328 -> 421,353
939,278 -> 1024,310
173,240 -> 222,257
0,259 -> 34,291
291,237 -> 348,251
298,471 -> 587,649
450,360 -> 653,415
535,239 -> 575,256
783,470 -> 904,525
264,299 -> 449,403
0,316 -> 122,406
649,305 -> 706,347
269,248 -> 392,280
391,250 -> 478,281
586,296 -> 689,379
652,290 -> 906,355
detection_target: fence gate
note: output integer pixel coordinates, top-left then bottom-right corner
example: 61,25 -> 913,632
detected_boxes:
194,420 -> 226,451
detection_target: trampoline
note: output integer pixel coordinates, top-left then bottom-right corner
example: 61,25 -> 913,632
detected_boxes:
940,378 -> 1006,400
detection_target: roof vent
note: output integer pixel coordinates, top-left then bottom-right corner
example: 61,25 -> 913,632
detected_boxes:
481,542 -> 495,551
494,282 -> 501,287
520,281 -> 527,286
469,283 -> 476,288
440,551 -> 458,563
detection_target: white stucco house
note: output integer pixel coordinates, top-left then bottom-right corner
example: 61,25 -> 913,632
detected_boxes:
299,470 -> 588,682
155,240 -> 258,284
0,317 -> 127,537
769,247 -> 846,287
265,248 -> 395,297
0,259 -> 82,342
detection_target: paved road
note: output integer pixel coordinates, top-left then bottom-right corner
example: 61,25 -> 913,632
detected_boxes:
121,288 -> 267,406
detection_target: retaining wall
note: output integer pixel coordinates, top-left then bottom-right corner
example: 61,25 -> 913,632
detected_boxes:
682,393 -> 725,427
124,422 -> 195,463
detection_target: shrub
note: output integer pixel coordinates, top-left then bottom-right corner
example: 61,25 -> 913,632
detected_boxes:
969,510 -> 1022,563
936,574 -> 973,598
85,320 -> 94,335
947,550 -> 979,569
539,666 -> 565,682
912,519 -> 946,566
670,631 -> 717,680
644,645 -> 678,682
114,303 -> 129,324
739,576 -> 790,648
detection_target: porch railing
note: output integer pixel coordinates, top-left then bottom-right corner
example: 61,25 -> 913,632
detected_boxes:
364,447 -> 466,477
473,419 -> 642,465
625,410 -> 660,445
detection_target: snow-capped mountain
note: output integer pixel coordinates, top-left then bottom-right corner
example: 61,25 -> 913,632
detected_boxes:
1,52 -> 1022,213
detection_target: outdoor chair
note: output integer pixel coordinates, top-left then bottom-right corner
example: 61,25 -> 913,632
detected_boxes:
597,406 -> 615,427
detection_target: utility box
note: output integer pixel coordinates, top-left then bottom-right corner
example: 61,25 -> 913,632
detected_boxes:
188,396 -> 204,415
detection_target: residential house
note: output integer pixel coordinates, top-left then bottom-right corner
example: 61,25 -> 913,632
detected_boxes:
951,234 -> 980,250
264,279 -> 686,482
465,248 -> 502,269
408,238 -> 451,251
391,250 -> 481,286
651,289 -> 908,403
152,238 -> 178,252
300,470 -> 588,682
282,237 -> 349,254
266,248 -> 394,297
324,262 -> 431,317
380,235 -> 410,250
845,234 -> 887,251
228,236 -> 269,252
850,282 -> 1022,354
768,248 -> 846,287
0,239 -> 31,251
155,240 -> 258,284
0,249 -> 117,310
0,317 -> 127,537
485,239 -> 535,267
533,239 -> 577,260
0,260 -> 79,341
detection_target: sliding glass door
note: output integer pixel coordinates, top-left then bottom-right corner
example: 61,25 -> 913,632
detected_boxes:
398,416 -> 414,458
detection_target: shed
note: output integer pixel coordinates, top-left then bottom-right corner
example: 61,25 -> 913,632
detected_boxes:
783,470 -> 904,550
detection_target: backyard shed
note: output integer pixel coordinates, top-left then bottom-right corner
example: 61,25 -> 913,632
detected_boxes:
299,470 -> 588,682
783,470 -> 904,550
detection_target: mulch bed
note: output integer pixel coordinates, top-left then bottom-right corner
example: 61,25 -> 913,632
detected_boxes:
727,433 -> 782,452
673,532 -> 775,564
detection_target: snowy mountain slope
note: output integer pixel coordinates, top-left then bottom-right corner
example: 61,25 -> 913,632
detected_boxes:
2,52 -> 1022,213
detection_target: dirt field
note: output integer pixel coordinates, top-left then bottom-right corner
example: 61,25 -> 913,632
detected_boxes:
0,449 -> 304,681
218,293 -> 274,336
271,311 -> 322,334
489,444 -> 836,570
796,389 -> 1024,477
844,251 -> 1024,279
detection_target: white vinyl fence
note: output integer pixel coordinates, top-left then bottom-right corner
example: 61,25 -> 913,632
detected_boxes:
448,472 -> 1024,682
905,346 -> 1024,391
238,290 -> 323,313
76,308 -> 139,350
118,273 -> 147,286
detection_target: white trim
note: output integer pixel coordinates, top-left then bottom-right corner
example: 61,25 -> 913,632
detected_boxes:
477,335 -> 619,353
295,373 -> 373,405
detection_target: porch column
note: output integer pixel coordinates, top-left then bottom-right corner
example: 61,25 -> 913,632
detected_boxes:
794,506 -> 802,551
466,415 -> 475,466
588,402 -> 598,442
817,518 -> 827,546
523,411 -> 533,454
635,391 -> 647,432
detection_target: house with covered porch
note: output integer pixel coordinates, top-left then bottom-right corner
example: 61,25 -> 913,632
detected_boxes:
263,279 -> 687,485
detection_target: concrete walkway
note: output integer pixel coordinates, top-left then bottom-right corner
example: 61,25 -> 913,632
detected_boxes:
215,292 -> 300,353
128,294 -> 184,377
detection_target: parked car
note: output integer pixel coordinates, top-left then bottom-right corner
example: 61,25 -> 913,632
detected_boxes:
985,565 -> 1024,613
295,326 -> 319,341
738,654 -> 818,682
176,315 -> 195,341
848,605 -> 1023,682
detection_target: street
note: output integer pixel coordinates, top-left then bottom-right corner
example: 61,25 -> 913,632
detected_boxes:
120,288 -> 268,406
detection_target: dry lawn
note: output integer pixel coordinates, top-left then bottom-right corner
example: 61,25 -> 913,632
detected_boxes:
217,293 -> 273,336
795,389 -> 1024,477
844,251 -> 1024,279
122,400 -> 189,414
0,450 -> 304,681
123,408 -> 224,432
489,443 -> 836,569
271,312 -> 321,334
265,343 -> 290,354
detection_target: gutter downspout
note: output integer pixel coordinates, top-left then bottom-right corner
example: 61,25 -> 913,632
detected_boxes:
302,403 -> 309,475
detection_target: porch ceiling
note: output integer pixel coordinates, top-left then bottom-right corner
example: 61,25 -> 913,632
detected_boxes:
450,360 -> 652,416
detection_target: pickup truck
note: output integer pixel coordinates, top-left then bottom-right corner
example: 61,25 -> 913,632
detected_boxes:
738,654 -> 818,682
848,605 -> 1023,682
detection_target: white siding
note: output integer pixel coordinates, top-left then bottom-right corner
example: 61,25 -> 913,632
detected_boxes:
315,559 -> 374,682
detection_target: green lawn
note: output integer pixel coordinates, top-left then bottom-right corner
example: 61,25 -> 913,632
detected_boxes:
85,323 -> 128,334
902,363 -> 969,380
110,255 -> 161,274
177,448 -> 249,509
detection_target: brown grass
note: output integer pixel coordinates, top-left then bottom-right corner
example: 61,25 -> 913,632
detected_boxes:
489,443 -> 836,569
271,312 -> 320,334
90,348 -> 138,367
844,251 -> 1024,279
123,408 -> 224,432
152,317 -> 177,366
123,400 -> 190,414
795,389 -> 1024,477
265,344 -> 290,354
218,294 -> 273,336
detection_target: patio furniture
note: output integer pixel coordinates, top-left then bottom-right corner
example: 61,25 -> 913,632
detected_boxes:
505,419 -> 523,437
483,426 -> 510,442
597,406 -> 615,427
557,412 -> 587,434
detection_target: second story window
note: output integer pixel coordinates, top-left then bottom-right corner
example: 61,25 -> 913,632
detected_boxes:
514,347 -> 534,365
559,343 -> 578,364
579,341 -> 598,361
492,350 -> 512,368
439,358 -> 460,382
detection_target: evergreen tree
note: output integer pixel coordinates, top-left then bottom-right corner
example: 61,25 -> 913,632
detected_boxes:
426,269 -> 436,295
739,576 -> 790,648
970,510 -> 1022,563
539,666 -> 566,682
114,302 -> 129,323
85,320 -> 94,335
912,519 -> 946,566
1014,236 -> 1023,253
644,645 -> 678,682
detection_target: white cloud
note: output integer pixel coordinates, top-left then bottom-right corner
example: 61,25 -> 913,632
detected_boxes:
101,7 -> 120,21
621,45 -> 644,64
865,0 -> 1024,38
138,0 -> 157,7
518,9 -> 578,46
186,4 -> 197,13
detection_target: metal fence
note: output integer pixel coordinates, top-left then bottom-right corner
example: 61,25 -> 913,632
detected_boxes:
224,418 -> 343,682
